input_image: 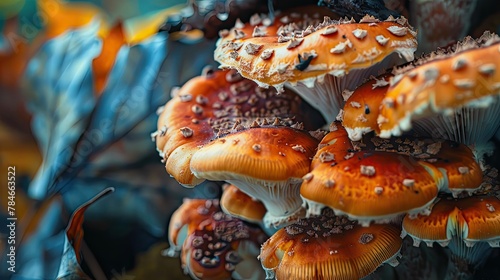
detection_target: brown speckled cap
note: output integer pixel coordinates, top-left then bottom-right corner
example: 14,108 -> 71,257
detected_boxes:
153,69 -> 321,187
167,198 -> 267,280
215,9 -> 417,122
259,208 -> 402,280
378,32 -> 500,145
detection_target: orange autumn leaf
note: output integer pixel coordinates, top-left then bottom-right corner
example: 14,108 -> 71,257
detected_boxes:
92,22 -> 126,95
38,0 -> 108,39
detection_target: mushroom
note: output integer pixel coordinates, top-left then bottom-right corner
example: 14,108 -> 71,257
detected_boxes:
342,73 -> 392,141
363,136 -> 484,197
401,192 -> 500,278
190,125 -> 320,228
377,32 -> 500,146
302,125 -> 484,225
220,183 -> 267,224
259,208 -> 402,280
309,122 -> 354,170
154,68 -> 321,186
167,198 -> 268,280
214,9 -> 417,122
301,149 -> 443,226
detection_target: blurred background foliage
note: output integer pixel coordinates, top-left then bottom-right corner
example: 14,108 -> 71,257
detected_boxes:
0,0 -> 222,279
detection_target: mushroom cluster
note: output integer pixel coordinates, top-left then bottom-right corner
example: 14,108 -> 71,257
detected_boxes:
167,198 -> 268,279
156,2 -> 500,279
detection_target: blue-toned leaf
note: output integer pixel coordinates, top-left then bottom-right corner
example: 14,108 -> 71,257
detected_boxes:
23,21 -> 102,199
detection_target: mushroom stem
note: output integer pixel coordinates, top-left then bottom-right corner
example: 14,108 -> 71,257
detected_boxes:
226,178 -> 304,228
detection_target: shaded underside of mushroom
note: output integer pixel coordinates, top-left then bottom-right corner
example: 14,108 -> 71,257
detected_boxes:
259,208 -> 402,280
190,126 -> 320,228
214,7 -> 417,122
378,32 -> 500,145
153,69 -> 322,186
167,198 -> 268,280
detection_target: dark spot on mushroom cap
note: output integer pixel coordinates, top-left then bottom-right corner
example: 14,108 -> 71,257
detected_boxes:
295,54 -> 314,71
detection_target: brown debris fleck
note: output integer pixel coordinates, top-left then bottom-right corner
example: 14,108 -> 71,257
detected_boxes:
361,165 -> 376,176
252,144 -> 262,152
180,127 -> 194,138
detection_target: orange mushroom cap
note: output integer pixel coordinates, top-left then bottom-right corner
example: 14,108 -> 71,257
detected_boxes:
259,208 -> 402,280
167,198 -> 268,280
168,199 -> 220,253
190,126 -> 319,227
342,73 -> 392,141
378,32 -> 500,145
363,136 -> 483,197
220,183 -> 267,224
154,69 -> 321,186
402,194 -> 500,267
215,8 -> 417,122
308,122 -> 354,170
301,150 -> 443,226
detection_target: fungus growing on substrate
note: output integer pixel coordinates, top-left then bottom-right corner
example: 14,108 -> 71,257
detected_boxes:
167,198 -> 268,280
259,208 -> 402,280
308,122 -> 354,171
153,68 -> 322,186
409,0 -> 478,53
401,192 -> 500,278
189,124 -> 320,228
377,32 -> 500,145
214,9 -> 417,122
302,127 -> 484,225
301,149 -> 443,226
220,183 -> 267,224
362,137 -> 484,197
342,73 -> 392,141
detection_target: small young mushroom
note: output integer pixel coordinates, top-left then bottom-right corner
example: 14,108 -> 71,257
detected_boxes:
220,183 -> 267,224
215,8 -> 417,122
378,32 -> 500,145
167,198 -> 268,280
259,208 -> 402,280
